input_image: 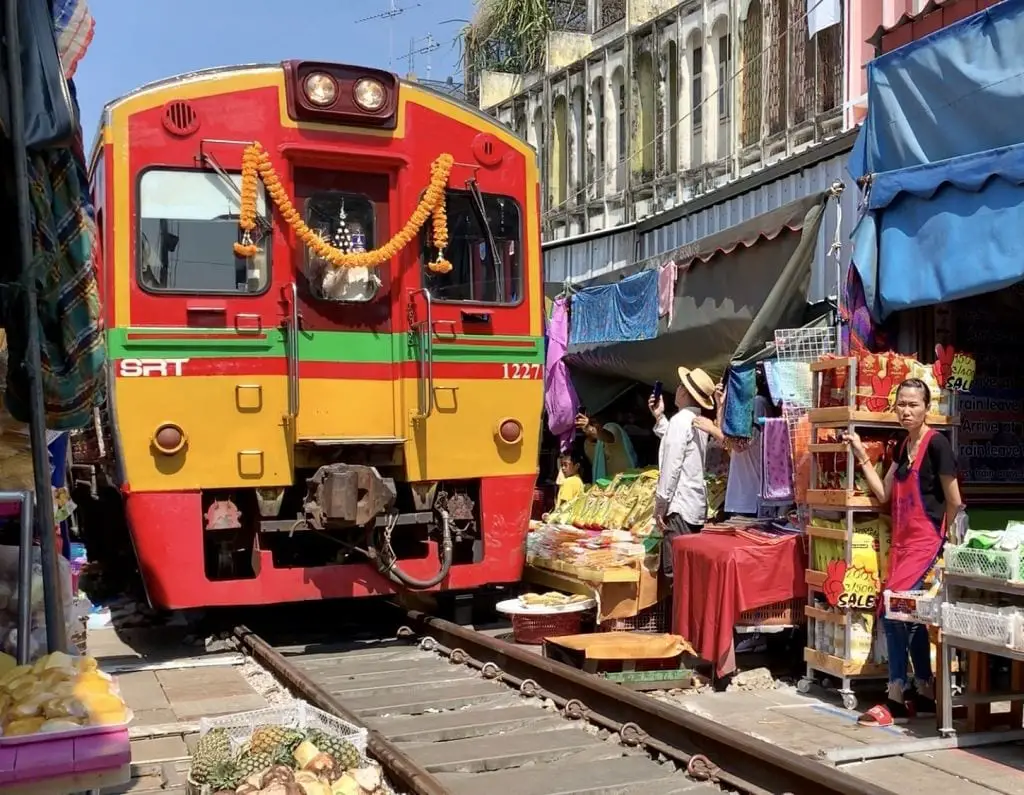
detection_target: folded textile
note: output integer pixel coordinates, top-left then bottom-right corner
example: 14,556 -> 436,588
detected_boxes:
722,364 -> 756,439
569,270 -> 659,346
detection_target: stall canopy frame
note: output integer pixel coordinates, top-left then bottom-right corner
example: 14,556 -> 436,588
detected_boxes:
564,191 -> 830,413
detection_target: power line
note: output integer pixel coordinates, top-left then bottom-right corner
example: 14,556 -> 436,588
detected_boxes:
356,0 -> 423,69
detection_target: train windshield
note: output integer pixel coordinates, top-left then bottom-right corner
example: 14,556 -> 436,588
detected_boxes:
424,191 -> 521,304
303,192 -> 380,303
137,169 -> 270,294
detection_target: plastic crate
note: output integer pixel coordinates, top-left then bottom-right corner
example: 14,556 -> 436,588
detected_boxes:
736,598 -> 805,627
599,600 -> 669,633
944,543 -> 1024,583
884,590 -> 941,625
197,699 -> 368,757
941,602 -> 1017,648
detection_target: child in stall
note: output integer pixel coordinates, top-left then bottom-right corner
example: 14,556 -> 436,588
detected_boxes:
555,449 -> 590,509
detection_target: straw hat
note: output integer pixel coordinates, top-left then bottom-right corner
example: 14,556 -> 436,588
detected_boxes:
677,366 -> 716,411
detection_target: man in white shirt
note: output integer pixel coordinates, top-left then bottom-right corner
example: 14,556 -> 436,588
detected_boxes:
650,366 -> 719,579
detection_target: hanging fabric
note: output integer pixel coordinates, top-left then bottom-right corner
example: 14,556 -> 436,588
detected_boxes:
722,364 -> 757,439
657,260 -> 677,326
568,270 -> 659,346
762,360 -> 783,407
53,0 -> 95,80
544,296 -> 579,452
760,418 -> 794,501
2,68 -> 106,430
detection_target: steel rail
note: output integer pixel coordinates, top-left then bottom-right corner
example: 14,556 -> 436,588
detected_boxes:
232,625 -> 450,795
401,610 -> 896,795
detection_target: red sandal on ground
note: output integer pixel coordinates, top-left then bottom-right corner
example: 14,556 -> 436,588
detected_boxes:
857,699 -> 911,727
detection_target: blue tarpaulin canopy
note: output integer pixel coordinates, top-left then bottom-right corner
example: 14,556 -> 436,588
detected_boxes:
849,0 -> 1024,320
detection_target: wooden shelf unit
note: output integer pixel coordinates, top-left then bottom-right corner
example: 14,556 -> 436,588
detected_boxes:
799,356 -> 959,711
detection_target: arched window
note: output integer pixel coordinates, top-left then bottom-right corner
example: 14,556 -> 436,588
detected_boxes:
741,0 -> 763,147
552,94 -> 569,207
591,76 -> 606,195
571,86 -> 586,202
635,51 -> 656,175
665,41 -> 679,173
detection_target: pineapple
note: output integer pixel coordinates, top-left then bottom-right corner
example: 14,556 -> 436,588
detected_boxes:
307,729 -> 362,771
234,750 -> 273,781
190,728 -> 232,784
271,729 -> 305,768
207,759 -> 239,792
250,724 -> 291,755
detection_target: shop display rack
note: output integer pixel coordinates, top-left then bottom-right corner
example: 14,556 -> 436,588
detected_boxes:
938,564 -> 1024,736
798,357 -> 959,710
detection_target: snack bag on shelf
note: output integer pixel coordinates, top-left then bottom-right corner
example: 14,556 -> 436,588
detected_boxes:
810,517 -> 888,582
605,495 -> 636,531
817,436 -> 885,493
906,359 -> 944,414
856,352 -> 911,412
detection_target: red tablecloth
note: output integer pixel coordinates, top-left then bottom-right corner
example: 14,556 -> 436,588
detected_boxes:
672,531 -> 807,677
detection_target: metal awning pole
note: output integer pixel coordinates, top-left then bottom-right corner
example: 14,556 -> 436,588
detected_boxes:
4,0 -> 67,653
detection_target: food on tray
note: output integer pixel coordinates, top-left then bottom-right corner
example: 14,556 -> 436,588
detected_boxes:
191,724 -> 385,794
0,651 -> 129,736
519,592 -> 590,608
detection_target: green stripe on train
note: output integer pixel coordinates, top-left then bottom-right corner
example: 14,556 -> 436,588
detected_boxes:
107,328 -> 544,364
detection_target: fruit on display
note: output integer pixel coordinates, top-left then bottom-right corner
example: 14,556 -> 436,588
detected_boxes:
0,650 -> 129,736
189,724 -> 387,794
546,469 -> 659,534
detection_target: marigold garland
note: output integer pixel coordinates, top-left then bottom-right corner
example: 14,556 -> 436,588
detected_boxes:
233,142 -> 454,274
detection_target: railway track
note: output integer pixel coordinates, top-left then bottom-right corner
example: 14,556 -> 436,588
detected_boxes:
231,608 -> 896,795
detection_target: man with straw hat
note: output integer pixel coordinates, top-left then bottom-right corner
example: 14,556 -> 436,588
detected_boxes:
649,366 -> 719,578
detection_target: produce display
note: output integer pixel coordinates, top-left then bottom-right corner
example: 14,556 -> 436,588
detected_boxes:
546,469 -> 658,533
518,592 -> 591,608
190,724 -> 385,795
0,546 -> 75,660
0,650 -> 129,736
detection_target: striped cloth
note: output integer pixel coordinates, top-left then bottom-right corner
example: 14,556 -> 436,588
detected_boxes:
4,77 -> 106,431
52,0 -> 95,79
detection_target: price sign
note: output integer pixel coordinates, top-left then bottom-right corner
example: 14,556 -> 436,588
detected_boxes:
823,560 -> 880,611
945,352 -> 976,392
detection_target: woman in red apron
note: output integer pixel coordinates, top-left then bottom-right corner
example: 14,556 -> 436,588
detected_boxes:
843,378 -> 963,726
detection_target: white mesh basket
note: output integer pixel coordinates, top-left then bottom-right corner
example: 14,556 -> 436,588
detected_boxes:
944,543 -> 1024,582
884,590 -> 941,625
197,699 -> 368,757
941,602 -> 1017,648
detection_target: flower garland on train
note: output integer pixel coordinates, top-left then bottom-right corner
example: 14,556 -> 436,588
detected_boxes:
232,142 -> 454,274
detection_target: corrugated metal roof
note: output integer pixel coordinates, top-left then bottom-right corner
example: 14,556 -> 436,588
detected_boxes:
868,0 -> 1000,51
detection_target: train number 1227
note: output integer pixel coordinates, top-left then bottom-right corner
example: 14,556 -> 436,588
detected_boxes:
502,363 -> 543,380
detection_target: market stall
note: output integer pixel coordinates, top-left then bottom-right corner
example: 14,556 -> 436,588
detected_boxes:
835,0 -> 1024,747
523,469 -> 674,630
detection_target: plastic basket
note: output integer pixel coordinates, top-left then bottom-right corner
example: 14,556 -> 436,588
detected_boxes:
884,590 -> 941,625
197,699 -> 368,757
736,598 -> 805,627
944,543 -> 1024,583
599,600 -> 669,633
941,602 -> 1017,648
511,610 -> 590,645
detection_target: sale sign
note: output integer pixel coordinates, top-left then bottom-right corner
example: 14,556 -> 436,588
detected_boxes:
933,345 -> 975,392
823,559 -> 880,611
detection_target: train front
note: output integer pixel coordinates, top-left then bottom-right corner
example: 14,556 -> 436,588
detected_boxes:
91,61 -> 543,608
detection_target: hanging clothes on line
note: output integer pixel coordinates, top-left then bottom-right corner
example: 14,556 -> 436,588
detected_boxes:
545,296 -> 579,452
760,418 -> 794,502
657,260 -> 678,326
722,364 -> 757,439
569,270 -> 659,346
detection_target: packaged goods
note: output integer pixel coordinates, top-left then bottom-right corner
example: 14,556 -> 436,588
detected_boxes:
816,436 -> 887,493
811,516 -> 891,582
818,354 -> 849,408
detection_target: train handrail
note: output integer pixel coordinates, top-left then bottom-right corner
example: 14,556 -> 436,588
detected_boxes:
284,282 -> 300,419
409,288 -> 434,420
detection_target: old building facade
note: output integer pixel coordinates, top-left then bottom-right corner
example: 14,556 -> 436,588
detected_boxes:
475,0 -> 846,244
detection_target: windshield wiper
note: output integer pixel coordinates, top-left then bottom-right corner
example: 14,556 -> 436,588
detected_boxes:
202,151 -> 272,236
465,177 -> 504,298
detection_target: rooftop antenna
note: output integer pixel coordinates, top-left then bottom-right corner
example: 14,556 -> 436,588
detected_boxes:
400,33 -> 441,80
356,0 -> 422,70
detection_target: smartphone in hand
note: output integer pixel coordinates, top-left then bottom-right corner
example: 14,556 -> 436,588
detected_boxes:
651,381 -> 663,403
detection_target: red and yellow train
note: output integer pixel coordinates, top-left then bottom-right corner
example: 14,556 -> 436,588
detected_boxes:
73,61 -> 544,609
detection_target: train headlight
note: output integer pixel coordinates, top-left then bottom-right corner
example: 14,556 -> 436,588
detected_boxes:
304,72 -> 338,107
496,418 -> 524,445
152,423 -> 187,456
353,78 -> 386,112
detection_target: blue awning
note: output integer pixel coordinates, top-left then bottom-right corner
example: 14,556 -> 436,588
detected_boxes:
849,0 -> 1024,320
